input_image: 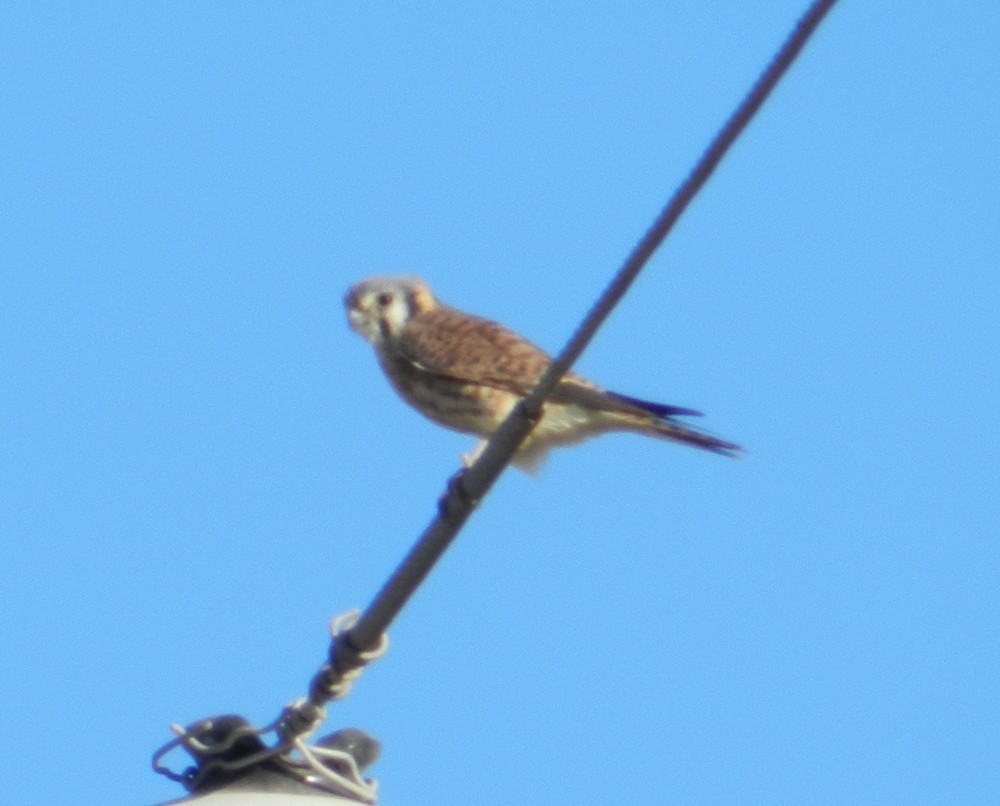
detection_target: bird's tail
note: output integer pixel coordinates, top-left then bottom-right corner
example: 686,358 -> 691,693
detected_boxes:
644,417 -> 743,458
604,391 -> 742,457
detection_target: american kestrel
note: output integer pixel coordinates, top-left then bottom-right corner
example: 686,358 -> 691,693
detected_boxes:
345,276 -> 741,472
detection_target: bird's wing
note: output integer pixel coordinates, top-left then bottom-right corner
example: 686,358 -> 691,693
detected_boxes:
398,306 -> 551,395
550,379 -> 703,418
401,306 -> 704,418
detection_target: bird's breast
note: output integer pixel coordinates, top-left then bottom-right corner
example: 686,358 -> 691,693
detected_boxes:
376,353 -> 518,437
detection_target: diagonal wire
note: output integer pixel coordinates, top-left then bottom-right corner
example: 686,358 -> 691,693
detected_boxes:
305,0 -> 839,724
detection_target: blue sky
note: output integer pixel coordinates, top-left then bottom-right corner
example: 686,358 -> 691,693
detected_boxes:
3,2 -> 998,804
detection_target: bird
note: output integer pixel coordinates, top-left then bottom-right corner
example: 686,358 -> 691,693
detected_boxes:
344,275 -> 742,472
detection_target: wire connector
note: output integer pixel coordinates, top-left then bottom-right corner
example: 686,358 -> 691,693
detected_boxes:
152,610 -> 388,801
151,714 -> 381,803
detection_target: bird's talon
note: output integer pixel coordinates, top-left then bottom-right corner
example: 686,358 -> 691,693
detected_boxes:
439,468 -> 476,517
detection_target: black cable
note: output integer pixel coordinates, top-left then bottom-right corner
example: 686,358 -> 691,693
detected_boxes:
342,0 -> 838,658
154,2 -> 840,783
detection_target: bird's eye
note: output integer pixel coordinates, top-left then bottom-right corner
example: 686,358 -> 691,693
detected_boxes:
377,292 -> 393,307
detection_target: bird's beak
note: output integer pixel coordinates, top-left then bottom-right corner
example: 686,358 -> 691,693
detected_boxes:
344,288 -> 376,342
343,287 -> 360,313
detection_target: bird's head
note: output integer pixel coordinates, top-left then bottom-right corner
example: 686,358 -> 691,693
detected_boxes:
344,275 -> 436,346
